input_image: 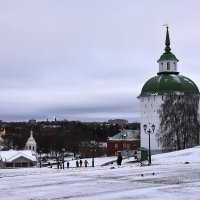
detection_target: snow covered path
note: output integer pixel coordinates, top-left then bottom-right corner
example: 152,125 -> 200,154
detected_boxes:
1,147 -> 200,200
1,163 -> 200,200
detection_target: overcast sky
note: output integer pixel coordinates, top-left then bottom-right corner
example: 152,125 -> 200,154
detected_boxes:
0,1 -> 200,122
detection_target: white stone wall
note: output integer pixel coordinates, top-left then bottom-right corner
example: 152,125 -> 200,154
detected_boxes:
139,95 -> 164,153
140,95 -> 200,153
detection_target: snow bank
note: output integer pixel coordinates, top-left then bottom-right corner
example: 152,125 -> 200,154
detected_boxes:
153,146 -> 200,164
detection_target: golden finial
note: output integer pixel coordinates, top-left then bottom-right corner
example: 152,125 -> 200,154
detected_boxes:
163,23 -> 169,28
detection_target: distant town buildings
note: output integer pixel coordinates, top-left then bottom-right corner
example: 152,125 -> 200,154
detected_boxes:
108,119 -> 128,127
29,119 -> 37,125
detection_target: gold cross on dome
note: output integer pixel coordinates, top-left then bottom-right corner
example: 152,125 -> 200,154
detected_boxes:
163,23 -> 169,28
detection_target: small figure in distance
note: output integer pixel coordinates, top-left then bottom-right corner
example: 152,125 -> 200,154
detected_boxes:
80,159 -> 82,167
67,161 -> 69,168
117,152 -> 122,166
84,160 -> 88,168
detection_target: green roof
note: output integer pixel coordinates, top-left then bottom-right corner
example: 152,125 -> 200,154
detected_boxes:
139,74 -> 199,97
158,52 -> 179,62
139,27 -> 199,97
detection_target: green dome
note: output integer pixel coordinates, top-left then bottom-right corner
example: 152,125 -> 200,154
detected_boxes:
139,74 -> 199,97
158,51 -> 179,62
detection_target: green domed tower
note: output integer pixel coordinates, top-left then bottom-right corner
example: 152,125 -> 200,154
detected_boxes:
138,27 -> 199,154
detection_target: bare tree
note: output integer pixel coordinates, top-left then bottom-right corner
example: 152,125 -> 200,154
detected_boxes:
156,93 -> 199,151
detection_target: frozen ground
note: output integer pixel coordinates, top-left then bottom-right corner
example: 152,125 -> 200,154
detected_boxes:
1,146 -> 200,200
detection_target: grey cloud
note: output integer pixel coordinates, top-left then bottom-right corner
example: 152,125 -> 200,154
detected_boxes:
0,1 -> 200,121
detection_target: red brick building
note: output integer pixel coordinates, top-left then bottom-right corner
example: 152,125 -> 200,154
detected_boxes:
107,129 -> 140,156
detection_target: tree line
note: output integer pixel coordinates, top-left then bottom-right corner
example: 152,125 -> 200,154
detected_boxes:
1,121 -> 140,154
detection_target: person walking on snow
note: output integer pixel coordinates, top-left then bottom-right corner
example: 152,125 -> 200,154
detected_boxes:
84,160 -> 88,167
80,160 -> 82,167
117,153 -> 122,166
76,160 -> 79,167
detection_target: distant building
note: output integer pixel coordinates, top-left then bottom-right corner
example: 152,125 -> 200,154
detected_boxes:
108,119 -> 128,127
0,150 -> 37,168
0,131 -> 38,168
25,130 -> 37,152
29,119 -> 36,125
41,125 -> 61,129
107,129 -> 140,156
79,141 -> 107,158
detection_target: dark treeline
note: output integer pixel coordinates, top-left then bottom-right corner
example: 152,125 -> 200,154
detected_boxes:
1,121 -> 140,154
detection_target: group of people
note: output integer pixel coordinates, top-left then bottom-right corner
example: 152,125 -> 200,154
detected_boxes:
76,159 -> 89,168
53,159 -> 90,169
56,161 -> 64,169
52,153 -> 123,169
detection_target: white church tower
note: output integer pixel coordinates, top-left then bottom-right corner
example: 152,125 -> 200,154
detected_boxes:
25,130 -> 37,152
138,27 -> 199,154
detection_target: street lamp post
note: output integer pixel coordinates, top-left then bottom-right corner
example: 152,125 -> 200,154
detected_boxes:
91,148 -> 94,167
62,148 -> 65,169
90,141 -> 96,167
143,124 -> 155,165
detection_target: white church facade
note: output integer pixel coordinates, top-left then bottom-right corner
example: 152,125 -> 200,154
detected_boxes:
25,130 -> 37,152
138,27 -> 199,154
0,130 -> 38,168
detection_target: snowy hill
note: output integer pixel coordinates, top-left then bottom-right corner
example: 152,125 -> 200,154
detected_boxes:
0,146 -> 200,200
153,145 -> 200,164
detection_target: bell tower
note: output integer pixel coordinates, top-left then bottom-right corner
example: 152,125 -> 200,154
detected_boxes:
25,130 -> 37,152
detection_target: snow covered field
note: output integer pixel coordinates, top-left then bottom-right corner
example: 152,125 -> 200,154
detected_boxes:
1,147 -> 200,200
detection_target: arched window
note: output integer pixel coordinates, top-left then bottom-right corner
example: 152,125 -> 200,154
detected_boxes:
167,62 -> 170,70
161,62 -> 163,70
174,62 -> 176,70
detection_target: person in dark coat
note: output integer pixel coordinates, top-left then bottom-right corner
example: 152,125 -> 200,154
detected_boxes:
76,160 -> 79,167
67,162 -> 69,168
117,154 -> 122,166
80,160 -> 82,167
